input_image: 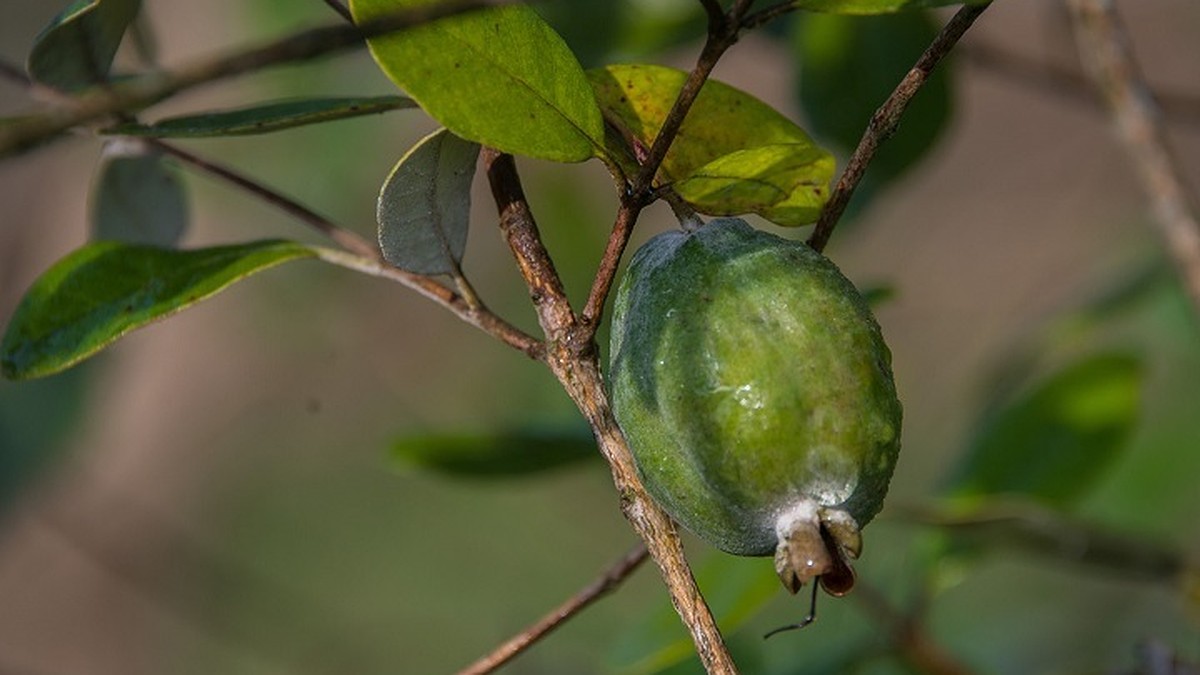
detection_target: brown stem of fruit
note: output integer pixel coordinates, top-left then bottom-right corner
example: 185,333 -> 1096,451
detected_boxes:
483,148 -> 738,675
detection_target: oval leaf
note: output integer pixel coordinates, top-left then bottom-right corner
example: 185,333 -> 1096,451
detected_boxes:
588,64 -> 834,226
945,352 -> 1144,507
350,0 -> 604,162
390,428 -> 597,478
791,0 -> 989,13
794,11 -> 951,192
91,141 -> 189,246
27,0 -> 142,91
1,240 -> 314,380
101,96 -> 416,138
377,128 -> 479,275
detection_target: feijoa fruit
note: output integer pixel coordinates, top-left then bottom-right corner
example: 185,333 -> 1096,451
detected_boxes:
609,218 -> 901,595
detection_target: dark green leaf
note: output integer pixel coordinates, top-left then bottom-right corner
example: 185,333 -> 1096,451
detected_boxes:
946,352 -> 1144,507
533,0 -> 630,69
1,240 -> 315,380
101,96 -> 416,138
377,128 -> 479,275
351,0 -> 604,162
27,0 -> 142,91
791,0 -> 990,13
390,429 -> 597,477
91,142 -> 188,246
588,64 -> 834,226
794,11 -> 952,191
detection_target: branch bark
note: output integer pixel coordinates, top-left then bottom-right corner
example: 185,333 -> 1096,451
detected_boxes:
807,3 -> 993,253
1066,0 -> 1200,315
483,149 -> 738,674
457,544 -> 649,675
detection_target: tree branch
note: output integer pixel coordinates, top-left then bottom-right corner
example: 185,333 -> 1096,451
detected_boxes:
482,149 -> 738,674
457,544 -> 650,675
1066,0 -> 1200,315
807,3 -> 992,253
580,2 -> 754,334
0,0 -> 518,158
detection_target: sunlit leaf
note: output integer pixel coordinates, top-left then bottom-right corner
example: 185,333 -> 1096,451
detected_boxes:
390,429 -> 597,477
377,128 -> 479,275
91,141 -> 188,246
27,0 -> 142,91
945,352 -> 1144,507
350,0 -> 604,162
588,64 -> 834,226
609,553 -> 779,674
101,96 -> 416,137
1,240 -> 314,380
791,0 -> 989,13
794,10 -> 951,194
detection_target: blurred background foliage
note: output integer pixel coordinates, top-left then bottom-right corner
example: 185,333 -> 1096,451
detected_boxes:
1,1 -> 1199,674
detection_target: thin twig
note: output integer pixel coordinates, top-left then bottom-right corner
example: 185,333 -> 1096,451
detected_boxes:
320,0 -> 354,22
142,140 -> 542,358
579,2 -> 754,333
148,138 -> 379,259
457,544 -> 650,675
313,247 -> 544,359
1066,0 -> 1200,314
961,41 -> 1200,129
482,150 -> 738,674
0,0 -> 518,158
808,3 -> 992,253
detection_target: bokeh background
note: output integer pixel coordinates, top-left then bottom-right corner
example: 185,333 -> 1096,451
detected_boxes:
1,1 -> 1199,673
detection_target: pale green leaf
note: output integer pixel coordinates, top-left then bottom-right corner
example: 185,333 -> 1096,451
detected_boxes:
1,241 -> 314,380
27,0 -> 142,91
91,142 -> 188,246
377,128 -> 479,275
350,0 -> 604,162
102,96 -> 416,137
588,64 -> 834,226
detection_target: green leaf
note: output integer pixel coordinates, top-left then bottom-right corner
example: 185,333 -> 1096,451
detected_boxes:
790,0 -> 989,14
390,429 -> 597,477
1,240 -> 315,380
350,0 -> 604,162
377,128 -> 479,275
27,0 -> 142,91
946,352 -> 1145,508
588,64 -> 835,226
609,553 -> 779,674
91,142 -> 188,246
101,96 -> 416,138
794,11 -> 952,191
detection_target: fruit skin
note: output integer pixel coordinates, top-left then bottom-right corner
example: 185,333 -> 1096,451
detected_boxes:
608,218 -> 901,591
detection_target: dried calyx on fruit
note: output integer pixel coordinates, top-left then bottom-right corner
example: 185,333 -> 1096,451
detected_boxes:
609,217 -> 901,606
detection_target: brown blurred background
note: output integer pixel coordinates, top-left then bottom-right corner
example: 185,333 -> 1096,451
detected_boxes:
1,1 -> 1199,673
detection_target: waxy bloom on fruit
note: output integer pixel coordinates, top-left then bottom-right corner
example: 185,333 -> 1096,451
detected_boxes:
609,218 -> 902,596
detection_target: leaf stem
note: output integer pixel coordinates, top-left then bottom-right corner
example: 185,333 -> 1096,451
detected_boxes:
457,544 -> 649,675
807,3 -> 992,253
0,0 -> 520,158
1066,0 -> 1200,315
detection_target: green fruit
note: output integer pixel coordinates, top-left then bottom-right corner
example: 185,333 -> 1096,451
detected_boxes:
609,218 -> 901,595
